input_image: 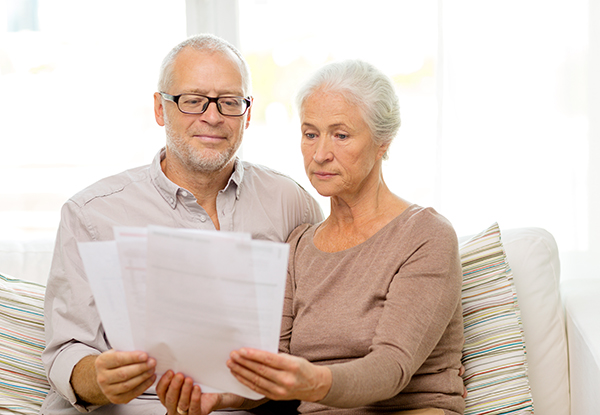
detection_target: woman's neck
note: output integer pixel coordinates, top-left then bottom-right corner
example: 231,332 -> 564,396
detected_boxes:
314,179 -> 411,252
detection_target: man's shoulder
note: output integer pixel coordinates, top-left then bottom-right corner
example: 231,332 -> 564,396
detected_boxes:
68,163 -> 152,208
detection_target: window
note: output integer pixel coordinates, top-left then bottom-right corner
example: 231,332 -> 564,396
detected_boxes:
0,0 -> 186,239
2,0 -> 597,281
238,0 -> 439,217
236,0 -> 596,280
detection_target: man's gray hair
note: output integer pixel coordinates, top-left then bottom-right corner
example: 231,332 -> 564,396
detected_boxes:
296,60 -> 400,157
158,33 -> 252,95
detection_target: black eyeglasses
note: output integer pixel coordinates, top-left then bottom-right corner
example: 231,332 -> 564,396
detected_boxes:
159,92 -> 252,116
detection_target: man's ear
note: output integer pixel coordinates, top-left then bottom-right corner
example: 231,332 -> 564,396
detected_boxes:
154,92 -> 165,126
244,98 -> 253,129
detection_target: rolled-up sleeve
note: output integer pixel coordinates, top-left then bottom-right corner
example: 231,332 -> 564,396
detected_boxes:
42,201 -> 110,412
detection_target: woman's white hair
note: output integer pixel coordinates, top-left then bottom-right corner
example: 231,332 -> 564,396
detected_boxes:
157,33 -> 252,96
296,59 -> 400,158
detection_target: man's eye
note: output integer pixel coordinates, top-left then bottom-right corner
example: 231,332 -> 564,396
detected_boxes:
305,133 -> 316,139
221,98 -> 242,107
336,133 -> 348,139
182,97 -> 203,106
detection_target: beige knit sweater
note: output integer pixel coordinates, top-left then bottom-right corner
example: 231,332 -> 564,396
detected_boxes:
280,205 -> 465,415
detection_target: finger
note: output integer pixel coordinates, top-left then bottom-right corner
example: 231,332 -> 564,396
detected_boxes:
176,377 -> 194,413
96,352 -> 156,387
96,350 -> 150,370
164,373 -> 186,413
229,350 -> 288,385
232,348 -> 289,370
156,370 -> 175,405
101,364 -> 156,402
227,359 -> 280,398
110,372 -> 157,404
188,385 -> 205,415
98,359 -> 156,390
229,368 -> 273,399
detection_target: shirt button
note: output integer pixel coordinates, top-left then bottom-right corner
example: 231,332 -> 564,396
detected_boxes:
200,215 -> 207,222
169,197 -> 174,203
181,190 -> 188,197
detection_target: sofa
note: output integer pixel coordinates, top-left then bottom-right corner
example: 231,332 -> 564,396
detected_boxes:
0,224 -> 599,415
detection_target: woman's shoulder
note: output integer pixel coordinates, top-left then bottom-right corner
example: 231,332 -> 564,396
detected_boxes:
405,204 -> 453,224
286,222 -> 318,245
399,205 -> 458,242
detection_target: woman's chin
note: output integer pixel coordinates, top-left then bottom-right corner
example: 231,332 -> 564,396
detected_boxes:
311,185 -> 336,198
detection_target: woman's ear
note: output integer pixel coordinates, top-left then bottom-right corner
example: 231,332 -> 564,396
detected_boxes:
376,141 -> 391,160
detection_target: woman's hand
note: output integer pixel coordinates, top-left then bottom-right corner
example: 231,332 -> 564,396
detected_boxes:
227,348 -> 332,402
156,370 -> 245,415
459,365 -> 468,399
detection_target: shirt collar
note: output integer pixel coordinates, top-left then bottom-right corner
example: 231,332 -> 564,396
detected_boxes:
151,148 -> 244,208
151,148 -> 180,208
227,157 -> 244,200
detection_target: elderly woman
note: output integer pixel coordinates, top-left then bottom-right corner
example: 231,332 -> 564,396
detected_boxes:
158,60 -> 465,415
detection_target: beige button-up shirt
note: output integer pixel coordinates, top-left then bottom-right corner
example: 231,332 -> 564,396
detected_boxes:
41,149 -> 323,414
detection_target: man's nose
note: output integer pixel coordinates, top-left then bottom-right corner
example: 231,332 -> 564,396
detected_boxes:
200,101 -> 223,123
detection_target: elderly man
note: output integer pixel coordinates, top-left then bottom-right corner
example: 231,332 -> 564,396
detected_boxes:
41,34 -> 323,415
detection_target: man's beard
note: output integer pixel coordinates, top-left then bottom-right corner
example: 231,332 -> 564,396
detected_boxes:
165,126 -> 239,174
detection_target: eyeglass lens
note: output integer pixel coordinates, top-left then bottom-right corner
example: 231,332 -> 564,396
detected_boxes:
178,94 -> 248,115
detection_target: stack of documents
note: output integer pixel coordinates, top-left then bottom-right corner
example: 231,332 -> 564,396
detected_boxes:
77,226 -> 290,399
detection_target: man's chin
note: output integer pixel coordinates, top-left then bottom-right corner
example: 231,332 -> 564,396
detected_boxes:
166,139 -> 237,174
188,151 -> 234,174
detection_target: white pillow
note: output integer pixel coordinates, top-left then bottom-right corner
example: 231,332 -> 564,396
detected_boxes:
460,223 -> 534,415
0,272 -> 50,414
500,227 -> 569,415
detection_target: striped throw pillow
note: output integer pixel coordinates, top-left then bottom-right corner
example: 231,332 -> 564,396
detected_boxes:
460,223 -> 534,415
0,273 -> 50,414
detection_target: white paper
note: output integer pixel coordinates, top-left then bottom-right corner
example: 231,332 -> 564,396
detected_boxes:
114,227 -> 149,350
78,226 -> 288,400
77,241 -> 135,351
143,226 -> 288,399
250,239 -> 289,351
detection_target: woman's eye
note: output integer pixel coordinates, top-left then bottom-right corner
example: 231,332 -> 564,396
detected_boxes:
336,133 -> 348,139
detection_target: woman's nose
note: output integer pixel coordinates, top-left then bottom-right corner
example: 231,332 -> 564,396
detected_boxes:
312,137 -> 334,163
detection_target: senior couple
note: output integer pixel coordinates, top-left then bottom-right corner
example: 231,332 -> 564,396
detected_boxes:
41,34 -> 464,415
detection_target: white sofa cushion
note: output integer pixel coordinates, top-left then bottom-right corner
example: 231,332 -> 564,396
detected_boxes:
562,279 -> 600,415
0,226 -> 572,415
0,238 -> 54,285
501,227 -> 569,415
459,223 -> 533,414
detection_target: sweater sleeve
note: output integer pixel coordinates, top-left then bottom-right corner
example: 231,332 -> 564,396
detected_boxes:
320,213 -> 463,408
279,223 -> 313,354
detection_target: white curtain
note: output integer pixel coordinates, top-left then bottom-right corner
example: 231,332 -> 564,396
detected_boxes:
1,0 -> 596,281
438,0 -> 596,280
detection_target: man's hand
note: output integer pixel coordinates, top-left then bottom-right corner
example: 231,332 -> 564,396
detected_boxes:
71,350 -> 157,406
156,371 -> 246,415
227,348 -> 332,402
